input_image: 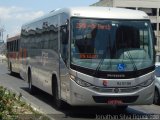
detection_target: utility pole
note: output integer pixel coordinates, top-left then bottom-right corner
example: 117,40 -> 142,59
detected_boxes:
0,28 -> 5,42
0,19 -> 5,55
0,18 -> 5,42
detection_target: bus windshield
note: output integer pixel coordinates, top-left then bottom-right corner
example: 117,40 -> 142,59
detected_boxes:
71,18 -> 154,72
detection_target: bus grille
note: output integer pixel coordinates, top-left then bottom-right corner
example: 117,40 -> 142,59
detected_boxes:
91,86 -> 141,93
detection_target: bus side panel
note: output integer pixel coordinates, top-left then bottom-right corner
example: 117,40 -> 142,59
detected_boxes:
37,15 -> 60,94
20,15 -> 60,95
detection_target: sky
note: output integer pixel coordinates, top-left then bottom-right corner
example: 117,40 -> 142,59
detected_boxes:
0,0 -> 98,42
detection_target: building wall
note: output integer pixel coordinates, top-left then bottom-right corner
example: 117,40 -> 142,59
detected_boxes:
92,0 -> 160,52
92,0 -> 113,6
114,0 -> 160,8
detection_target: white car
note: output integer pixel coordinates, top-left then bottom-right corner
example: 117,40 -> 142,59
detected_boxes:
154,62 -> 160,105
0,54 -> 6,63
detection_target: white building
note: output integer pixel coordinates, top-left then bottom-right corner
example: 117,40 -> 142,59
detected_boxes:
92,0 -> 160,52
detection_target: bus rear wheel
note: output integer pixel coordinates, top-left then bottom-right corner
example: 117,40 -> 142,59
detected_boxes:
28,72 -> 37,95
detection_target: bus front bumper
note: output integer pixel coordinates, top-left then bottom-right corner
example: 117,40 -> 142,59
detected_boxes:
68,80 -> 154,106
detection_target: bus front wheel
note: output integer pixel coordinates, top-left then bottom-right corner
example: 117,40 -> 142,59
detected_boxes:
154,88 -> 160,105
52,79 -> 66,109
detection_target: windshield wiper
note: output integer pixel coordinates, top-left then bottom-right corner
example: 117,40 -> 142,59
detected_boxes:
93,33 -> 111,76
126,50 -> 137,71
92,44 -> 107,77
121,31 -> 137,72
93,58 -> 104,76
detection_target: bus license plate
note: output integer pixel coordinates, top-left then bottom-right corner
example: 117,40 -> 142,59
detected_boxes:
107,100 -> 123,104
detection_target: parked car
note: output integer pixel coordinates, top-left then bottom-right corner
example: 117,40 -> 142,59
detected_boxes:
0,54 -> 6,63
154,62 -> 160,105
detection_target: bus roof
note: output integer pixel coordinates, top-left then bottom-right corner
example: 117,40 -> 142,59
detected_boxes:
7,34 -> 20,42
23,7 -> 149,26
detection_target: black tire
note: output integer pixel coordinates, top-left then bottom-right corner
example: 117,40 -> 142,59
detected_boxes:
28,71 -> 37,95
10,63 -> 13,75
116,105 -> 128,111
52,79 -> 66,110
154,88 -> 160,105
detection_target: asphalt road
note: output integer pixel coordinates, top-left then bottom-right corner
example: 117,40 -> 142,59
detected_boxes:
0,62 -> 160,120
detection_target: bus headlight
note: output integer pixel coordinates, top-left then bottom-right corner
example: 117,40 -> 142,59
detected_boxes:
70,75 -> 92,87
139,77 -> 154,87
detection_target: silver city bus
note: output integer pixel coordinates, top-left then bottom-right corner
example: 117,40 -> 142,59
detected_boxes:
20,7 -> 155,109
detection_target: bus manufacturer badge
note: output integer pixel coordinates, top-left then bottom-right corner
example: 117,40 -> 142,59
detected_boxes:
114,88 -> 119,93
117,63 -> 125,72
103,80 -> 108,87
